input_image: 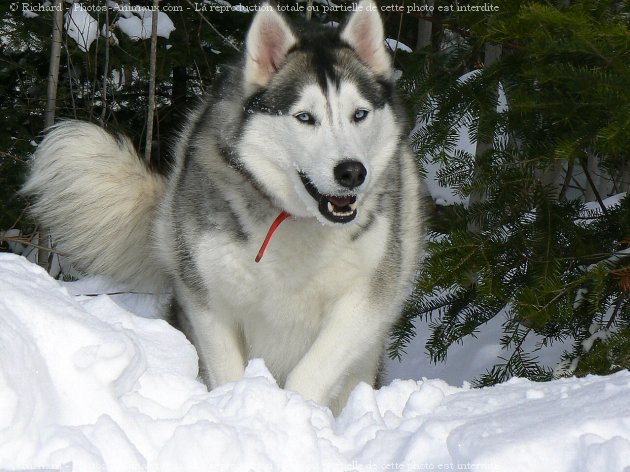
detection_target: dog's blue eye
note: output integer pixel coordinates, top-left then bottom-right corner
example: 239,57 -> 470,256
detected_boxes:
295,112 -> 315,125
353,109 -> 369,122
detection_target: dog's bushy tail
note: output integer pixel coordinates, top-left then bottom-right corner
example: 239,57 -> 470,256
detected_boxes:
23,120 -> 167,290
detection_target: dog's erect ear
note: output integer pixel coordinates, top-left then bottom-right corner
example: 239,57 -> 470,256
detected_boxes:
340,0 -> 391,76
244,6 -> 297,89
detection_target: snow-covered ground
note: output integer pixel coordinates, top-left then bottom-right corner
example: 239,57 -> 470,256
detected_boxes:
2,253 -> 630,471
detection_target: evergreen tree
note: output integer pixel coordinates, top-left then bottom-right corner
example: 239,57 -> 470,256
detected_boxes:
392,0 -> 630,385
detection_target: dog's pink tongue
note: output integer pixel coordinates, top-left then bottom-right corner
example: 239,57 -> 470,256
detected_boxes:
255,211 -> 291,263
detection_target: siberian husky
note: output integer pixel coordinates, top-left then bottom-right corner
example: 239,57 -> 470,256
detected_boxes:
23,0 -> 424,413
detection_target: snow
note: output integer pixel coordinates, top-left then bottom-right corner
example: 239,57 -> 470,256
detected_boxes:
64,4 -> 98,52
61,2 -> 175,49
115,8 -> 175,41
383,308 -> 569,387
385,38 -> 412,53
581,192 -> 626,220
1,253 -> 630,471
22,9 -> 39,19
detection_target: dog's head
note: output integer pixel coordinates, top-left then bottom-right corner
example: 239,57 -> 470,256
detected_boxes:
237,0 -> 402,225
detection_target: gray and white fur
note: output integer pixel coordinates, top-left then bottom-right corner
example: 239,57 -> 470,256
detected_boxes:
23,0 -> 424,413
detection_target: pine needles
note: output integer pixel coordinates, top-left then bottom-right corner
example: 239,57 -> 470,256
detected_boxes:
391,0 -> 630,385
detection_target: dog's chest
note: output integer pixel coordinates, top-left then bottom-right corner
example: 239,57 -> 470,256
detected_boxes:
198,214 -> 387,318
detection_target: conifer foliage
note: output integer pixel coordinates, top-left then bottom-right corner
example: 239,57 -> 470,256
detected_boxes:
392,0 -> 630,385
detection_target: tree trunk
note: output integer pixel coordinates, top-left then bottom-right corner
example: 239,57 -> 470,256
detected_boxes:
468,43 -> 502,232
39,0 -> 64,272
538,160 -> 565,199
44,0 -> 63,128
100,3 -> 111,124
144,0 -> 160,164
415,1 -> 434,49
584,152 -> 604,202
621,161 -> 630,193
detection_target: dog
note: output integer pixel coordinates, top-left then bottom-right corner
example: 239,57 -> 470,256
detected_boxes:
23,0 -> 424,413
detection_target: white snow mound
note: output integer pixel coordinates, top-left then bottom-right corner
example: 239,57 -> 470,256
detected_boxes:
1,253 -> 630,471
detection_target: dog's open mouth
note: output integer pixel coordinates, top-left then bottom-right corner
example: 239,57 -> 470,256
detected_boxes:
299,172 -> 357,223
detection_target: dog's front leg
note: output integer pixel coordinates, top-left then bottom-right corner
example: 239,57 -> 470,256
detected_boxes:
284,289 -> 390,410
176,291 -> 246,388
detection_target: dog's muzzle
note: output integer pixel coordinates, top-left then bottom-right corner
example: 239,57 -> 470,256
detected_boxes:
299,172 -> 360,223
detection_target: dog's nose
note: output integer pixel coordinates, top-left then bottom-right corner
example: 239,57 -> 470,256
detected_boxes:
334,160 -> 367,189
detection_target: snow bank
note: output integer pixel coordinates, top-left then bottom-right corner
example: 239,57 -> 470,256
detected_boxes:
1,253 -> 630,472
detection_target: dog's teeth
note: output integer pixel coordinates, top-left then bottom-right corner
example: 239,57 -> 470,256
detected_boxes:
333,210 -> 352,217
327,199 -> 357,218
